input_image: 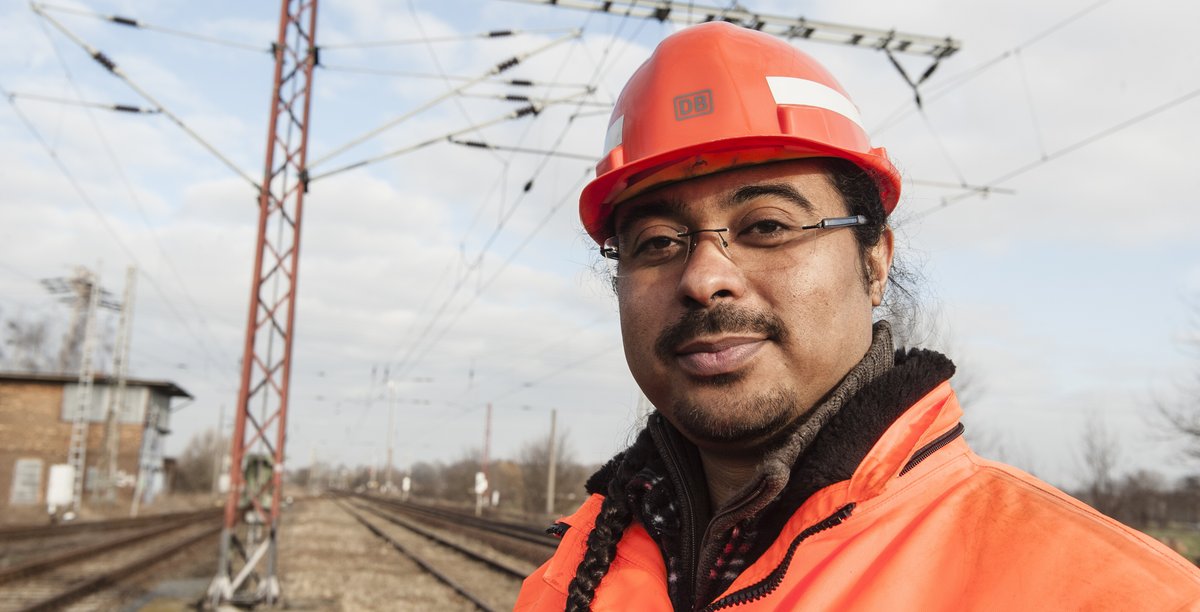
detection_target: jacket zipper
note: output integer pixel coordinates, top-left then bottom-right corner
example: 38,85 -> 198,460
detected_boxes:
700,503 -> 856,611
696,422 -> 964,609
898,422 -> 965,477
656,422 -> 702,595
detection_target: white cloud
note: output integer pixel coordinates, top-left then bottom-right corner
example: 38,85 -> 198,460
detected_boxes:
2,0 -> 1197,491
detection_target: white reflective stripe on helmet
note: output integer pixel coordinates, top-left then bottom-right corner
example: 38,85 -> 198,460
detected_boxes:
603,114 -> 625,157
765,76 -> 865,130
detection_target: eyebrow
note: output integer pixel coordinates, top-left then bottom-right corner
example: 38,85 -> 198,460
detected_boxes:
613,181 -> 818,237
613,198 -> 685,238
727,182 -> 817,213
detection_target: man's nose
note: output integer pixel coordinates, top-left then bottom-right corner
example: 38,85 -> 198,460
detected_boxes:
675,232 -> 746,307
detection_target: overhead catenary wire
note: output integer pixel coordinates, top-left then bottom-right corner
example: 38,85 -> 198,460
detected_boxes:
463,312 -> 612,388
0,261 -> 41,283
390,168 -> 593,384
456,91 -> 606,107
1014,48 -> 1049,160
913,83 -> 1200,220
388,166 -> 590,381
455,4 -> 637,245
386,45 -> 625,378
308,29 -> 581,169
317,63 -> 593,89
423,18 -> 602,355
1,83 -> 238,377
4,91 -> 160,114
305,92 -> 588,182
386,9 -> 642,380
318,27 -> 579,49
406,0 -> 509,167
456,13 -> 598,243
449,139 -> 598,161
509,0 -> 961,59
490,342 -> 619,402
871,0 -> 1114,135
33,2 -> 270,53
31,17 -> 243,367
32,5 -> 260,189
907,178 -> 1014,195
300,11 -> 600,396
917,109 -> 969,187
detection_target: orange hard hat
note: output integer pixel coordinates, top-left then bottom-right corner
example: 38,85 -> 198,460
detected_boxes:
579,22 -> 901,244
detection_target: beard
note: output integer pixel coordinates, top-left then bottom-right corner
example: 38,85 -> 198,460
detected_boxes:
653,304 -> 800,446
669,385 -> 800,447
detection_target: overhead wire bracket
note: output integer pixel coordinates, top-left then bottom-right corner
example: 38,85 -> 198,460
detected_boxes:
31,4 -> 261,189
308,30 -> 581,169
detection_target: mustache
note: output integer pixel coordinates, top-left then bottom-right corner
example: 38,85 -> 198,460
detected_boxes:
654,304 -> 787,360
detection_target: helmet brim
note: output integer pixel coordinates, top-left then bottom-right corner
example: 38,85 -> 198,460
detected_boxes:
579,135 -> 901,245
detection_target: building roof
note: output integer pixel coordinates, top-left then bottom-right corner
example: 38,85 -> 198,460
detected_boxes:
0,371 -> 193,399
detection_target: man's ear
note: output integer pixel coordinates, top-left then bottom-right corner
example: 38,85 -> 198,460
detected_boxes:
867,227 -> 894,307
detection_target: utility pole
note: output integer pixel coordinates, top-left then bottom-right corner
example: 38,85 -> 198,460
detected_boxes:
546,408 -> 557,515
98,265 -> 136,504
45,266 -> 120,513
44,270 -> 117,513
129,392 -> 162,518
212,404 -> 226,496
482,402 -> 492,487
66,266 -> 101,514
475,402 -> 492,517
209,0 -> 317,606
386,379 -> 396,492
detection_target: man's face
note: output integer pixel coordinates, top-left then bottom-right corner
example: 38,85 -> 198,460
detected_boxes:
613,159 -> 893,453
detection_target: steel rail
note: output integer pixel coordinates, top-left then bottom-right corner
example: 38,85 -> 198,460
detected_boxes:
0,519 -> 190,585
353,502 -> 530,580
7,521 -> 222,612
337,501 -> 501,612
0,508 -> 221,541
352,493 -> 558,550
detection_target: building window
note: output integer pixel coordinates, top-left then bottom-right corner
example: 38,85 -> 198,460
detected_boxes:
9,458 -> 43,506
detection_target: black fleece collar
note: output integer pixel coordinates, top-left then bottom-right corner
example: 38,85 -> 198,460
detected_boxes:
742,347 -> 956,565
584,346 -> 957,611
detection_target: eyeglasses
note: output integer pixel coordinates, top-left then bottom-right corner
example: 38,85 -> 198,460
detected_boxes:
601,215 -> 868,278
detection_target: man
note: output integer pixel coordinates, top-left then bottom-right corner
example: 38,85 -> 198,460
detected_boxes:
516,22 -> 1200,611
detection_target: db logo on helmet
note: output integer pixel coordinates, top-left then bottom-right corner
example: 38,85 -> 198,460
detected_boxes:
673,90 -> 714,121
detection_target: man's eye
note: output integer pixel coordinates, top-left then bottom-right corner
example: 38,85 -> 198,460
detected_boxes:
746,220 -> 787,234
739,219 -> 796,247
634,235 -> 682,255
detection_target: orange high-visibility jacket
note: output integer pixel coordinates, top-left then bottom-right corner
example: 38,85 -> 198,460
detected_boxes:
516,382 -> 1200,611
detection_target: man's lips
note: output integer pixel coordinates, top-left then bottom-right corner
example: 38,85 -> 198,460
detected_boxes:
674,336 -> 767,377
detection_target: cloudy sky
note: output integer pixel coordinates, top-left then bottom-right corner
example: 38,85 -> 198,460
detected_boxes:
2,0 -> 1197,489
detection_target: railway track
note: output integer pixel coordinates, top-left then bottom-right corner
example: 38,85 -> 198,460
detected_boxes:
0,508 -> 221,571
338,498 -> 538,612
349,493 -> 560,565
0,512 -> 221,612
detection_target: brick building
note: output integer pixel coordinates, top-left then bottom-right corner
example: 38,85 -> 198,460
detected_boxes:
0,371 -> 191,511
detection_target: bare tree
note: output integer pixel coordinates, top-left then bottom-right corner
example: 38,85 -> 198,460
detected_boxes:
3,313 -> 54,372
1078,416 -> 1122,517
517,428 -> 590,515
173,428 -> 229,493
442,448 -> 484,505
1152,297 -> 1200,460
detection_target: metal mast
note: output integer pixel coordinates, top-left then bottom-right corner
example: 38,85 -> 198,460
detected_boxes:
209,0 -> 317,606
67,267 -> 101,514
98,265 -> 136,504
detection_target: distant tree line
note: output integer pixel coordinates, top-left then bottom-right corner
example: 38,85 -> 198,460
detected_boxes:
174,425 -> 598,518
